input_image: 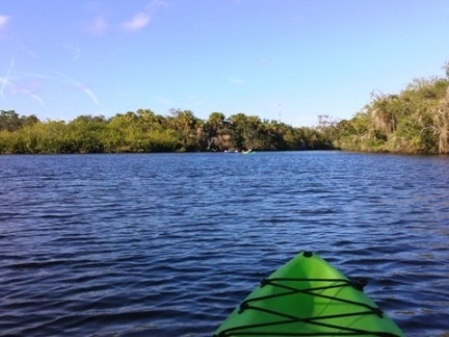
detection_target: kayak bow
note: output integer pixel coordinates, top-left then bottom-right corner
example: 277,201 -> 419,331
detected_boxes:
214,251 -> 404,337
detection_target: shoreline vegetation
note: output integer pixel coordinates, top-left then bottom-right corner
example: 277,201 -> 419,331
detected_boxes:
1,65 -> 449,155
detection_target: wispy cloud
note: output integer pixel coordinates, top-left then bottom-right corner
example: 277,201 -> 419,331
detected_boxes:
0,76 -> 13,97
121,12 -> 151,32
146,0 -> 172,12
10,77 -> 46,107
61,74 -> 101,105
1,47 -> 46,106
11,86 -> 46,107
0,52 -> 16,98
88,16 -> 108,35
29,93 -> 46,106
82,87 -> 100,105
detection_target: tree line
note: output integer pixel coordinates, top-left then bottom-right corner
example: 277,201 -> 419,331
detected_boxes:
0,109 -> 331,154
1,62 -> 448,155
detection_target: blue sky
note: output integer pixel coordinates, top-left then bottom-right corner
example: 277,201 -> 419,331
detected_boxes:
1,0 -> 449,127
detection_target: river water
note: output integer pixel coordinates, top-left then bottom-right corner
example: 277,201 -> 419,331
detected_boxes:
0,152 -> 448,337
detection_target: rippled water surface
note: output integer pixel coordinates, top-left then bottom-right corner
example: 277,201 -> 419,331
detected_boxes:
1,152 -> 448,337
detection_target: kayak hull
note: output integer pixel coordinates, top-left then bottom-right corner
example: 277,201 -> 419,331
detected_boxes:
214,251 -> 404,337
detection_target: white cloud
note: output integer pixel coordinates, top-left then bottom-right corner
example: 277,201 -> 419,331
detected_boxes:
113,1 -> 171,34
122,12 -> 151,32
0,14 -> 10,33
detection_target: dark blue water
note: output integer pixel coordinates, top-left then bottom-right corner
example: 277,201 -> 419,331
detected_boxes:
0,152 -> 448,337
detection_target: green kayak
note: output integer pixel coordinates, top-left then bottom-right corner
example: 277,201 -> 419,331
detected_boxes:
214,251 -> 404,337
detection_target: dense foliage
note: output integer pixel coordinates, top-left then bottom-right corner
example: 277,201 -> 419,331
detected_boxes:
330,71 -> 449,154
0,109 -> 330,154
2,63 -> 448,155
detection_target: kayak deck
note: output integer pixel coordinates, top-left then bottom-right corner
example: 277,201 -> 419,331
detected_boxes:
214,251 -> 404,337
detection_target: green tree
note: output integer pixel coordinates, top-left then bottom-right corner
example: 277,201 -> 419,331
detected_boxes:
0,110 -> 22,131
167,109 -> 200,151
67,115 -> 107,153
